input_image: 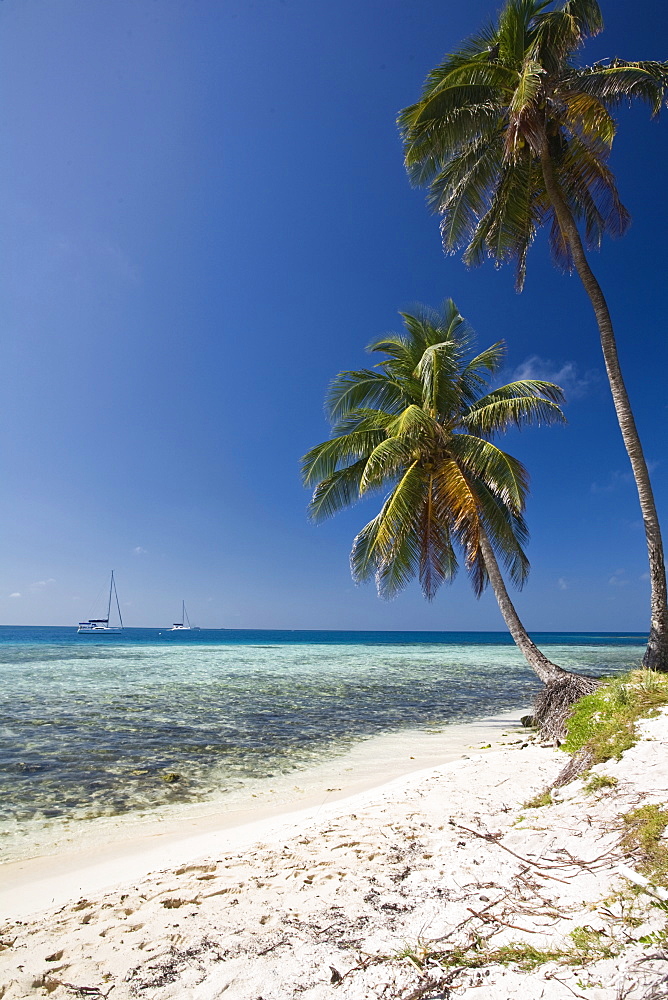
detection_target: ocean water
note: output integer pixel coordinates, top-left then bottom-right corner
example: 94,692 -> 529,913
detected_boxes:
0,627 -> 646,861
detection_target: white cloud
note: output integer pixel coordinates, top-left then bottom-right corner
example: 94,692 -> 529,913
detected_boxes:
133,546 -> 147,555
592,464 -> 659,495
9,592 -> 21,598
609,569 -> 629,586
557,577 -> 568,591
510,355 -> 598,401
31,578 -> 56,589
640,572 -> 650,581
591,470 -> 633,494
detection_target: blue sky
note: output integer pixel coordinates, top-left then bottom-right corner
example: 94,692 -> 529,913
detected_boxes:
1,0 -> 667,629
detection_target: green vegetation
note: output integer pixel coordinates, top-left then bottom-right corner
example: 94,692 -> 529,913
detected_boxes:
393,940 -> 430,965
302,301 -> 574,686
394,926 -> 616,972
569,927 -> 615,961
622,804 -> 668,886
584,773 -> 618,795
523,788 -> 553,809
562,670 -> 668,763
398,0 -> 668,670
392,673 -> 668,979
439,942 -> 570,971
382,674 -> 668,979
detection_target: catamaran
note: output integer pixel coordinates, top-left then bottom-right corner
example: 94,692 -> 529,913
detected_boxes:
170,601 -> 192,631
77,571 -> 124,634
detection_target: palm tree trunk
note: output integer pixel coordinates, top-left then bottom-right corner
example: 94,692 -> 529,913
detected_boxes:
540,149 -> 668,672
480,529 -> 599,739
478,530 -> 566,684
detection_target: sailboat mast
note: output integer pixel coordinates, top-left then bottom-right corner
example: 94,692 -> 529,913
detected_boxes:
184,601 -> 190,629
106,571 -> 114,623
114,573 -> 124,629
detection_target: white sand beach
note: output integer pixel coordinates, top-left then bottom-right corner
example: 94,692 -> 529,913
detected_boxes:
3,709 -> 668,999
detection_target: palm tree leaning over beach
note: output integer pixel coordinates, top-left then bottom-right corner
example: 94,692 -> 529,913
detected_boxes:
398,0 -> 668,670
302,300 -> 594,705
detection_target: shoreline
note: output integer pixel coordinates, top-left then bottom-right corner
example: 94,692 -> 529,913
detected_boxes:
1,709 -> 528,919
3,709 -> 667,998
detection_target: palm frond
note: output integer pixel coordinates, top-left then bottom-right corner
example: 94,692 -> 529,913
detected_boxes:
403,106 -> 502,188
386,404 -> 437,444
415,341 -> 463,416
432,459 -> 486,595
301,427 -> 388,486
533,0 -> 603,70
412,64 -> 519,119
456,341 -> 506,407
474,378 -> 566,405
462,378 -> 566,435
372,464 -> 426,599
307,460 -> 369,523
365,331 -> 414,361
368,329 -> 436,386
508,59 -> 545,119
559,0 -> 603,38
463,395 -> 566,435
461,340 -> 507,374
427,134 -> 504,247
420,25 -> 500,89
474,479 -> 531,587
326,370 -> 414,421
571,60 -> 668,116
561,91 -> 616,149
330,407 -> 396,437
461,155 -> 544,289
350,507 -> 386,584
418,477 -> 459,599
555,131 -> 630,250
438,298 -> 473,343
368,310 -> 446,378
497,0 -> 546,67
359,436 -> 415,493
449,434 -> 530,511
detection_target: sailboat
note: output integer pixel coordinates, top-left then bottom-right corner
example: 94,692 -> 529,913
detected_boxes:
169,601 -> 192,631
77,571 -> 124,634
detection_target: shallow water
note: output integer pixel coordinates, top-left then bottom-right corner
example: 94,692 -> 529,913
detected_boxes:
0,628 -> 645,860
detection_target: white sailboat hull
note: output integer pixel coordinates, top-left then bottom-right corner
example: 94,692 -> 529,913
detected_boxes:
77,625 -> 123,633
77,571 -> 124,634
169,601 -> 193,630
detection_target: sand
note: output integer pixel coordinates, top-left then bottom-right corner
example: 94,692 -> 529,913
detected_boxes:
0,712 -> 525,909
2,709 -> 668,999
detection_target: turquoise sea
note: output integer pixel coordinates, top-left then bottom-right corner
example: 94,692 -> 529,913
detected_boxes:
0,627 -> 646,861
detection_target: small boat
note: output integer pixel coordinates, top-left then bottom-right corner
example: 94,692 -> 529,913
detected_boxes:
78,571 -> 124,633
170,601 -> 192,631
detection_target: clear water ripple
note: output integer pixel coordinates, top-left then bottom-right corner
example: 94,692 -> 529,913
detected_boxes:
0,628 -> 645,849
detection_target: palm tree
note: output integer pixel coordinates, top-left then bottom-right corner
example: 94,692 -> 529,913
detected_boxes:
302,300 -> 592,697
398,0 -> 668,670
